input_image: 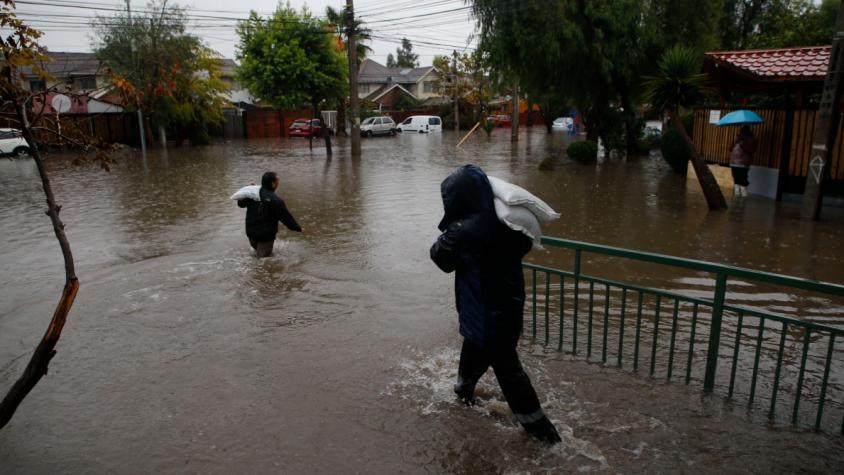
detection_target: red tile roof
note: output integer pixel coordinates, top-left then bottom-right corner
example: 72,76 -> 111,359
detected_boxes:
705,46 -> 830,82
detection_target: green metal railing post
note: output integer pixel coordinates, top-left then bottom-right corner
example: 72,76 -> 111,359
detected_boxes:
520,236 -> 844,431
558,276 -> 565,352
572,249 -> 581,355
703,273 -> 728,393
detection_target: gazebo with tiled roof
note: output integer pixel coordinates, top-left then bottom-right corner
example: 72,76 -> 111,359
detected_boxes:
695,45 -> 843,200
704,45 -> 828,100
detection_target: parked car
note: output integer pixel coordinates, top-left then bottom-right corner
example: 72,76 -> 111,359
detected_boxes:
360,116 -> 396,137
487,114 -> 512,127
552,117 -> 574,130
0,128 -> 31,156
396,115 -> 442,133
642,120 -> 663,139
288,119 -> 322,138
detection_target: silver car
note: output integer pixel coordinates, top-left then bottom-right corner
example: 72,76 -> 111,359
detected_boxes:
360,116 -> 396,137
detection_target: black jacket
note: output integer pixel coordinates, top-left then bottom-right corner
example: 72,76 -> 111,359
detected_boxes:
238,187 -> 302,241
430,165 -> 532,347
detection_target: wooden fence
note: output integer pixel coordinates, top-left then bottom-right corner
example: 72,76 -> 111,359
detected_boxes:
692,108 -> 844,181
242,109 -> 313,139
0,112 -> 143,146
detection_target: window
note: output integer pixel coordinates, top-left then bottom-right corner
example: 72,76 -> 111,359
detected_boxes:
29,79 -> 46,91
402,118 -> 412,125
74,76 -> 97,90
0,130 -> 19,139
423,81 -> 435,94
359,83 -> 370,93
428,117 -> 441,125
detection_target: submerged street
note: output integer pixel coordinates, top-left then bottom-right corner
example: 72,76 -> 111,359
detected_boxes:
1,130 -> 843,472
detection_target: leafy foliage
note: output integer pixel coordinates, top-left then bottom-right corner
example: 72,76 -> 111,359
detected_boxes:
567,140 -> 598,161
643,45 -> 709,113
386,38 -> 419,68
92,0 -> 228,143
324,6 -> 373,66
660,126 -> 691,174
720,0 -> 838,50
236,5 -> 347,110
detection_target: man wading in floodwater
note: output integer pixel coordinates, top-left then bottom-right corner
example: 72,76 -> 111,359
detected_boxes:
430,165 -> 561,444
238,171 -> 302,257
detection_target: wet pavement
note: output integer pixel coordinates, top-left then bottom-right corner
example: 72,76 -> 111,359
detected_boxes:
1,129 -> 843,473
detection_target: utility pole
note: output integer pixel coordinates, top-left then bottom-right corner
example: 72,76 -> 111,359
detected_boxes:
126,0 -> 147,156
452,50 -> 459,133
801,0 -> 844,220
345,0 -> 361,156
511,81 -> 519,142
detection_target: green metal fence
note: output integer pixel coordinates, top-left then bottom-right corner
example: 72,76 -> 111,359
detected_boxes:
522,237 -> 844,433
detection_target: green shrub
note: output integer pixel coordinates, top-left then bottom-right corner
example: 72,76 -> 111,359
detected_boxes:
598,108 -> 626,155
659,113 -> 694,174
659,127 -> 689,174
567,140 -> 598,161
636,137 -> 657,154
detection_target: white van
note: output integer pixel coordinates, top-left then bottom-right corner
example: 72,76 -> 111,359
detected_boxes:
396,115 -> 442,133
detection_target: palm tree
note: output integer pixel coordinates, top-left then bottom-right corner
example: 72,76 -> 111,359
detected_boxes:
325,6 -> 373,136
644,46 -> 727,211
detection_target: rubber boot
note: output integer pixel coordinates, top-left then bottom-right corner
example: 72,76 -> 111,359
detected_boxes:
740,186 -> 748,197
522,416 -> 562,444
733,184 -> 740,197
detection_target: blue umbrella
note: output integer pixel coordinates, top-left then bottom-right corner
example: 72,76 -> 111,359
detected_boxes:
716,109 -> 764,127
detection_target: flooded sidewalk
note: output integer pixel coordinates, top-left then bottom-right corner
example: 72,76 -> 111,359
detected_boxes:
1,130 -> 842,472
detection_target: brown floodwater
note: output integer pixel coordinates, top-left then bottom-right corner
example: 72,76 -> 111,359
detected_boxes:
1,129 -> 843,473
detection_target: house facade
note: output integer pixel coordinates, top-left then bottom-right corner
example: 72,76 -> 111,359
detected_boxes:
357,59 -> 444,107
22,52 -> 124,114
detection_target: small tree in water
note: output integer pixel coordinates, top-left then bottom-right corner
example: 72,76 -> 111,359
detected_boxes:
0,0 -> 124,429
643,45 -> 727,210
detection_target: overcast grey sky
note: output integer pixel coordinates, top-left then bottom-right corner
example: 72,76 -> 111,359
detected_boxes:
14,0 -> 477,66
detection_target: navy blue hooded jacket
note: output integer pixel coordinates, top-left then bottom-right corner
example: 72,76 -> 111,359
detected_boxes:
430,165 -> 533,347
238,187 -> 302,241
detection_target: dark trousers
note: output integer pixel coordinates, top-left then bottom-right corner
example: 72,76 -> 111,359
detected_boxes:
249,238 -> 274,258
731,166 -> 749,186
457,338 -> 545,424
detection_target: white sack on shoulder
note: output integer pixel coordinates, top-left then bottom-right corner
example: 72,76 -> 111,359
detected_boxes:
230,185 -> 260,201
494,198 -> 544,250
487,176 -> 560,223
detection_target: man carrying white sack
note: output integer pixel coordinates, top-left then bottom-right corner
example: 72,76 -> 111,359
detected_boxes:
235,171 -> 302,258
430,164 -> 561,444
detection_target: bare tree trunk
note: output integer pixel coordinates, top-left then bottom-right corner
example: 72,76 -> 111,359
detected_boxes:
668,109 -> 727,211
0,96 -> 80,429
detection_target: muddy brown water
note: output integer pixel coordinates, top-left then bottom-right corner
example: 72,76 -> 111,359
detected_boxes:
1,130 -> 843,473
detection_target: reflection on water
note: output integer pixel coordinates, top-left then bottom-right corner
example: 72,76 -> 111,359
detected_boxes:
1,130 -> 842,473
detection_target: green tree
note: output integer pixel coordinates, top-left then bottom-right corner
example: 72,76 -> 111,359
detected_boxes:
745,0 -> 838,48
644,46 -> 727,210
387,38 -> 419,68
92,0 -> 228,145
719,0 -> 837,49
471,0 -> 644,150
236,5 -> 347,151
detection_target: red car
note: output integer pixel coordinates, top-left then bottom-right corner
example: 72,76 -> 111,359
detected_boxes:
486,114 -> 512,127
288,118 -> 322,138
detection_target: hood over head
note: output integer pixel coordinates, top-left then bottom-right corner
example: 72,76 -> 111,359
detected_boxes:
438,164 -> 495,231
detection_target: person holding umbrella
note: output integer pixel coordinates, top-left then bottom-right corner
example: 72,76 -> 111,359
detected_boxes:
717,110 -> 763,198
729,125 -> 757,197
